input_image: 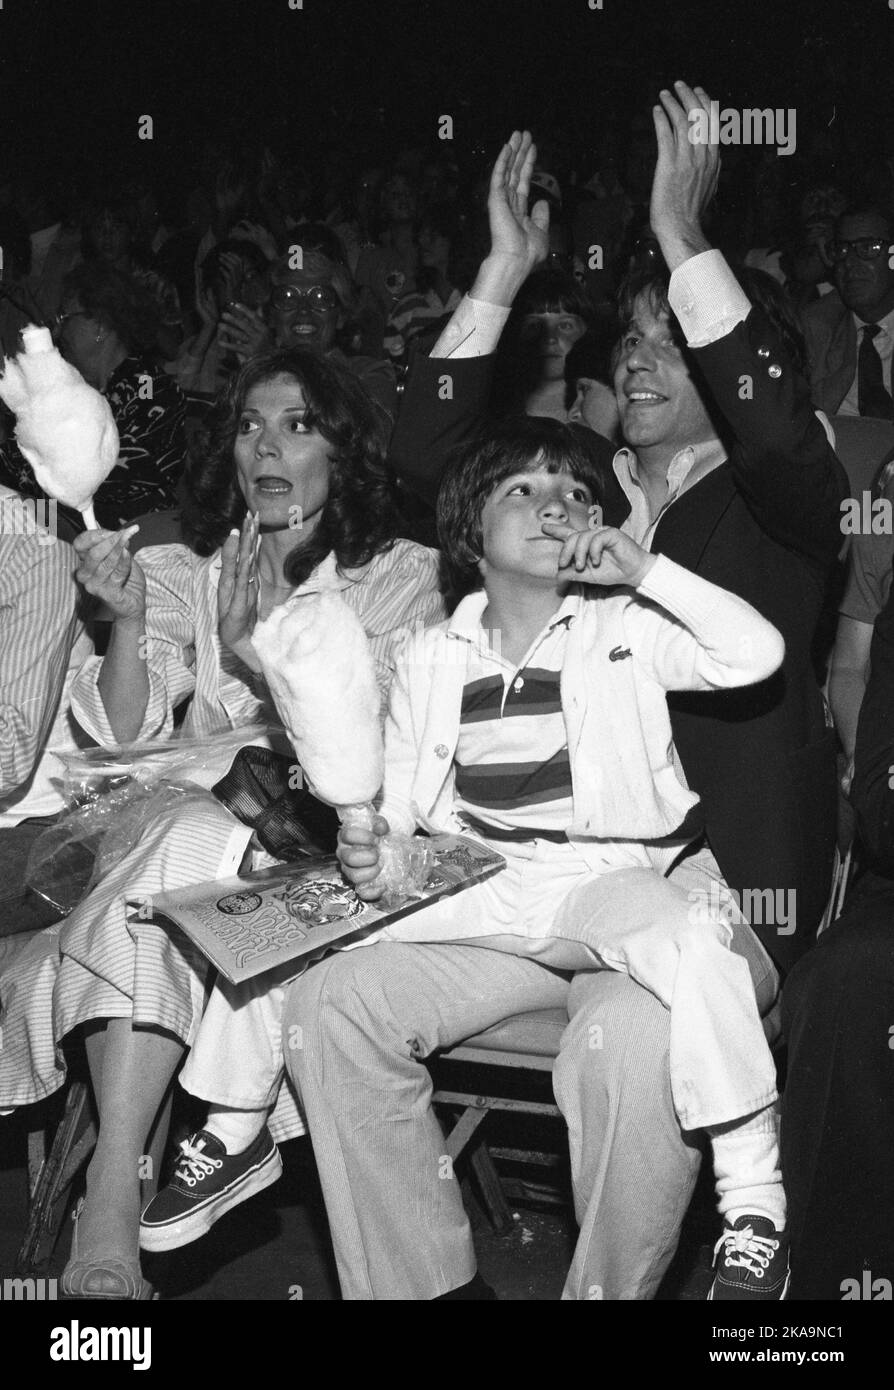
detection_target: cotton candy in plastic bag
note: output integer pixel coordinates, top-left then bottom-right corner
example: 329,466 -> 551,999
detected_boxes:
24,725 -> 275,914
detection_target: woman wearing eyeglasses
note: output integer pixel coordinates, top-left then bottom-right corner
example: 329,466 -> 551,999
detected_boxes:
217,227 -> 398,423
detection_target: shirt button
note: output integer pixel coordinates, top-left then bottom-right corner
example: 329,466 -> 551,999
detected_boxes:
768,364 -> 782,379
513,677 -> 524,693
434,744 -> 449,759
757,346 -> 770,358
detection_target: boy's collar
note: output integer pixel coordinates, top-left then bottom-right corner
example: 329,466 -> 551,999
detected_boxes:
447,587 -> 582,644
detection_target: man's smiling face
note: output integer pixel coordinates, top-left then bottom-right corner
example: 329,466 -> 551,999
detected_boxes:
614,290 -> 715,454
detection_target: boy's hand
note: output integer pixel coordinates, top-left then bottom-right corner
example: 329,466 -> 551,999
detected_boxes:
338,814 -> 390,902
542,521 -> 657,589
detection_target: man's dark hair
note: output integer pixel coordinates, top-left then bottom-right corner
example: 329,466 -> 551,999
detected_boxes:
616,263 -> 683,343
437,416 -> 609,598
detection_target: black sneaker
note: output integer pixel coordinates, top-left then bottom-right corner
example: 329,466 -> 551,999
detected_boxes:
708,1215 -> 790,1300
139,1127 -> 282,1252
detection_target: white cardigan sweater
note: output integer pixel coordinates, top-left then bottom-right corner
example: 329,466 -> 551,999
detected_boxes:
378,554 -> 785,874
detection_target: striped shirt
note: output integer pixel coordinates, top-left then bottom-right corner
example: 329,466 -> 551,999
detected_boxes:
71,538 -> 445,753
0,488 -> 93,826
453,594 -> 577,840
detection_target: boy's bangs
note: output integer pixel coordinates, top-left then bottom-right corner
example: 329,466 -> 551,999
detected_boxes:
494,442 -> 600,497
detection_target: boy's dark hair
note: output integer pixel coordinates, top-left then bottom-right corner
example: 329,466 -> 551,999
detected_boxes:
437,416 -> 609,599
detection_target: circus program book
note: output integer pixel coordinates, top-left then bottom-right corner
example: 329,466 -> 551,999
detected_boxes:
145,834 -> 505,984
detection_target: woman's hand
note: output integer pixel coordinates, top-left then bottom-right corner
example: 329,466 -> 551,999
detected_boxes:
218,511 -> 262,669
73,525 -> 146,622
337,813 -> 390,901
649,81 -> 719,272
217,303 -> 273,362
541,521 -> 657,589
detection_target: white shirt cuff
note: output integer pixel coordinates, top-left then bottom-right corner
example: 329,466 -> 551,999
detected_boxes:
431,296 -> 510,359
668,249 -> 752,348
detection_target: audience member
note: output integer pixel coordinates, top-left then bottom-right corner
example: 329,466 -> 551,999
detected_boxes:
803,205 -> 894,418
782,553 -> 894,1298
0,261 -> 188,529
275,87 -> 845,1301
2,348 -> 444,1300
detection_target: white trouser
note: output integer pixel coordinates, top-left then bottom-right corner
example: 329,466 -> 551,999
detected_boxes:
181,840 -> 779,1131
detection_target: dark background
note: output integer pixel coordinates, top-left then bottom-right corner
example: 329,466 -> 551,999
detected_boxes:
0,0 -> 889,198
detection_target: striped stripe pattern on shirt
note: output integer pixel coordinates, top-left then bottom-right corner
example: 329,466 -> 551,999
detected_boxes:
454,615 -> 574,839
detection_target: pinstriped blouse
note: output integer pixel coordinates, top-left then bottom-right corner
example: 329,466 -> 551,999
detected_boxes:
71,538 -> 445,751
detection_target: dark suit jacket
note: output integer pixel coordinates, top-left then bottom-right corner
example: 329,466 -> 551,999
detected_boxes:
390,316 -> 849,973
652,308 -> 847,971
802,291 -> 856,416
390,356 -> 628,535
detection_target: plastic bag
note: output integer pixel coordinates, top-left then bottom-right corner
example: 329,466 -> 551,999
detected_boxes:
337,803 -> 434,909
25,725 -> 277,915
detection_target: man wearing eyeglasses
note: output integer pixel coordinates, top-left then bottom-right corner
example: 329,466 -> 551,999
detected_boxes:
803,206 -> 894,419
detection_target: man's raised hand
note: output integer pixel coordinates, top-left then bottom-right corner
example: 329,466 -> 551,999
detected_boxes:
488,131 -> 550,275
649,81 -> 719,272
470,131 -> 550,307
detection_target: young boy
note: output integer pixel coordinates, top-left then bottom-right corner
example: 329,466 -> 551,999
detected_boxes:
145,418 -> 789,1300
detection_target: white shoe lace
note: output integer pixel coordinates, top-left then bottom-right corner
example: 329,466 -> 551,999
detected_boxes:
713,1224 -> 779,1280
174,1138 -> 224,1188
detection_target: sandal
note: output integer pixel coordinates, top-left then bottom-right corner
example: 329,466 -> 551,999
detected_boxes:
61,1199 -> 158,1301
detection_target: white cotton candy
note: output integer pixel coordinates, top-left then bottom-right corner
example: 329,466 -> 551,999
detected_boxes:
250,586 -> 384,807
0,324 -> 119,514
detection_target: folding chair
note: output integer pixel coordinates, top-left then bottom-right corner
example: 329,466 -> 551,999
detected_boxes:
433,850 -> 853,1232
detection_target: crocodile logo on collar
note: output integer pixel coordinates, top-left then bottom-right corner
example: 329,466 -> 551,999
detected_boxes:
609,645 -> 632,662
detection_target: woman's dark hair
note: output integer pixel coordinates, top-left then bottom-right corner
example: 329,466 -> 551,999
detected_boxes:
181,347 -> 400,588
437,415 -> 610,598
63,260 -> 160,354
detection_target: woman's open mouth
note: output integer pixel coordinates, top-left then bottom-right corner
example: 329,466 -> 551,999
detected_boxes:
254,476 -> 292,495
